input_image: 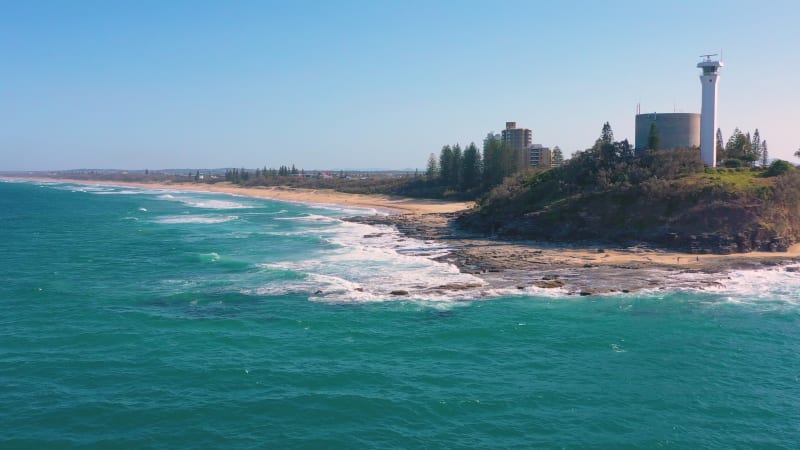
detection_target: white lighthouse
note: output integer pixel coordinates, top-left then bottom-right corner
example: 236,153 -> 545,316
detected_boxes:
697,54 -> 724,166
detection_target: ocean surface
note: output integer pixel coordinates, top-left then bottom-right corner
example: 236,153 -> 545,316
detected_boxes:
1,179 -> 799,449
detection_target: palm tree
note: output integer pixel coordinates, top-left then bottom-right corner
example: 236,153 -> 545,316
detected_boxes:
795,148 -> 800,160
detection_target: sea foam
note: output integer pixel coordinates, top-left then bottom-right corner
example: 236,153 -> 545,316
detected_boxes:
155,215 -> 240,224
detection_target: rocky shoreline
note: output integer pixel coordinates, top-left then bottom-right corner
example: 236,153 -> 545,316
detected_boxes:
345,213 -> 800,296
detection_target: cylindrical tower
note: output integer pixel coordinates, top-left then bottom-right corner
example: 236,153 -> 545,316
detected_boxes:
635,113 -> 701,150
697,55 -> 724,166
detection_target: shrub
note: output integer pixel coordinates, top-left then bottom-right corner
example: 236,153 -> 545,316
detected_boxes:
765,160 -> 794,177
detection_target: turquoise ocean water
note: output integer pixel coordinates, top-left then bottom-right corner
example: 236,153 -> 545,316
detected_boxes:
1,179 -> 799,448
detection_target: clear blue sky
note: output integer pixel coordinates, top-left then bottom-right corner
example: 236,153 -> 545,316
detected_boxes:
2,0 -> 799,170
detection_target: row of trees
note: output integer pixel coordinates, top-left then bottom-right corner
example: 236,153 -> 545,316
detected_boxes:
426,143 -> 484,190
224,165 -> 301,183
716,127 -> 768,167
425,141 -> 525,193
425,140 -> 566,193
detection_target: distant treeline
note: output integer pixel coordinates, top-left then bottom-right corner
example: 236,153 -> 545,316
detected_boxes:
215,140 -> 553,200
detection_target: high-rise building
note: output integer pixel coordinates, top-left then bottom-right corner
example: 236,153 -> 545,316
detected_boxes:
697,54 -> 724,166
501,122 -> 532,153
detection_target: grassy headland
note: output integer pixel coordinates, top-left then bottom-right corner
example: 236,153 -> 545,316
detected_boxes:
459,143 -> 799,254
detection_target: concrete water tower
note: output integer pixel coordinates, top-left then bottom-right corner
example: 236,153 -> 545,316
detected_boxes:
697,54 -> 724,166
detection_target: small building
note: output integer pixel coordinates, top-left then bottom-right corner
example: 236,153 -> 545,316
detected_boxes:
525,144 -> 552,168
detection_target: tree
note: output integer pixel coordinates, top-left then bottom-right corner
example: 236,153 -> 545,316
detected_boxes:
794,147 -> 800,161
483,139 -> 519,188
449,144 -> 463,187
425,153 -> 439,179
761,140 -> 769,167
592,122 -> 619,163
600,122 -> 614,145
461,142 -> 482,189
725,128 -> 749,161
647,123 -> 660,150
552,146 -> 564,166
439,145 -> 453,185
752,129 -> 762,164
716,128 -> 725,160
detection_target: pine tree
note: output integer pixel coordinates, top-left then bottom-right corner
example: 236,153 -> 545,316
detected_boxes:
552,146 -> 564,166
450,144 -> 463,187
647,123 -> 660,150
600,122 -> 614,145
725,128 -> 747,160
752,129 -> 762,164
716,128 -> 725,160
461,142 -> 482,189
439,145 -> 453,185
761,140 -> 769,167
426,153 -> 439,179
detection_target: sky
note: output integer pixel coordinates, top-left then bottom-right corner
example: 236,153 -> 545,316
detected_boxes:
1,0 -> 799,171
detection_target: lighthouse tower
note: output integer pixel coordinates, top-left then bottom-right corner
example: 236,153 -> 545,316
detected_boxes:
697,54 -> 724,166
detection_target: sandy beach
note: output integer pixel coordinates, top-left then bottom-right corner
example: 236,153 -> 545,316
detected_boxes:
7,177 -> 473,215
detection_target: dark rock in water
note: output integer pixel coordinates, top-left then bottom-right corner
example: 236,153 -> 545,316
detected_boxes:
534,279 -> 565,289
785,267 -> 800,272
355,287 -> 364,292
579,291 -> 593,296
390,290 -> 409,296
314,290 -> 323,295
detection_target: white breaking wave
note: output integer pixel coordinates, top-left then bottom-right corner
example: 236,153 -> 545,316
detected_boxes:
180,199 -> 254,210
274,213 -> 340,223
155,215 -> 239,224
92,189 -> 143,195
692,264 -> 800,305
244,218 -> 489,303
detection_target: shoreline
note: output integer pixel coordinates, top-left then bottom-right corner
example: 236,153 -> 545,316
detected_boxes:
2,176 -> 474,215
7,175 -> 799,295
347,214 -> 800,295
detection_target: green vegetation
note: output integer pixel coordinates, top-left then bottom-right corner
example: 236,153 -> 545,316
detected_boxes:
719,127 -> 765,167
460,123 -> 800,253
